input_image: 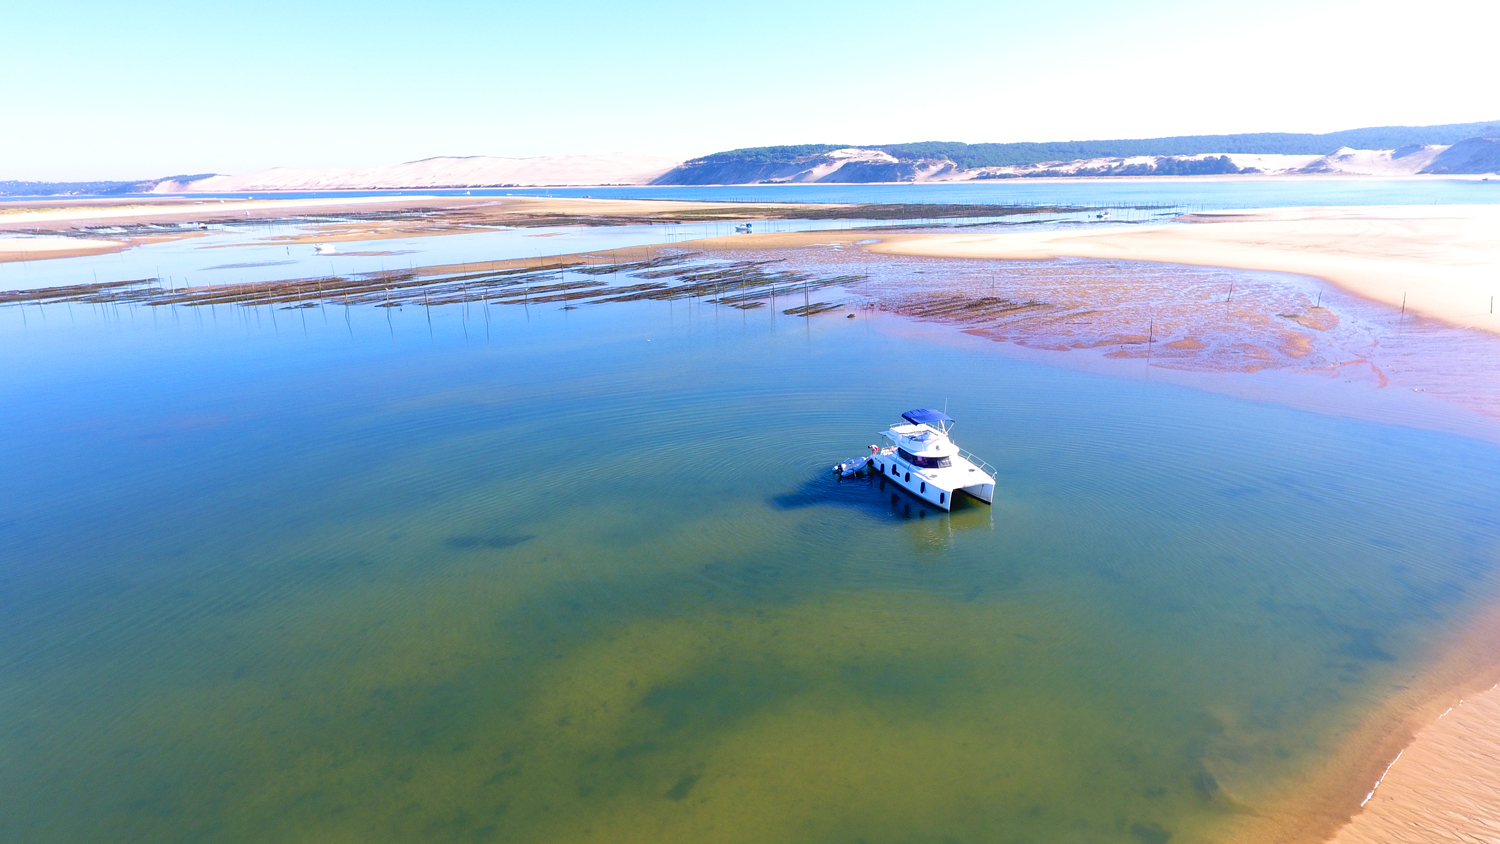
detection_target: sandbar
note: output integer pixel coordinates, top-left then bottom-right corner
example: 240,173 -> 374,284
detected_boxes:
0,195 -> 829,235
853,206 -> 1500,336
0,235 -> 125,262
0,195 -> 847,261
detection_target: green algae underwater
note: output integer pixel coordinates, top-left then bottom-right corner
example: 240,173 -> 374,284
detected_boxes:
2,294 -> 1499,844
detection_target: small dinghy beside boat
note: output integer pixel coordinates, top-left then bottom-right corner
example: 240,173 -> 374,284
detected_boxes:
833,451 -> 876,478
832,408 -> 996,511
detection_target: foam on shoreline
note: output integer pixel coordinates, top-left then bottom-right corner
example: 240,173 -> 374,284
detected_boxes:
1330,684 -> 1500,843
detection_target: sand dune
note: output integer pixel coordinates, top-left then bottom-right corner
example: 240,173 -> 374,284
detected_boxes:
1294,146 -> 1446,176
170,153 -> 681,192
0,195 -> 431,228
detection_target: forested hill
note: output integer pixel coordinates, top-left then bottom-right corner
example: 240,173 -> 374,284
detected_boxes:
900,121 -> 1498,167
655,121 -> 1500,184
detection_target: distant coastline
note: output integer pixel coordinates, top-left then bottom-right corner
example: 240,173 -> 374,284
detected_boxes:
0,171 -> 1496,204
6,119 -> 1497,197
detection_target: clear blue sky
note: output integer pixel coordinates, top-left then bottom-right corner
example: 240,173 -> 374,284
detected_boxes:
4,0 -> 1495,180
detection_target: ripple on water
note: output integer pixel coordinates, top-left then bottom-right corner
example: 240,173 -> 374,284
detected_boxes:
1,296 -> 1499,844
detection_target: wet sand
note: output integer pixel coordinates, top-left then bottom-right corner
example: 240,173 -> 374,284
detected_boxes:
858,206 -> 1500,337
1218,606 -> 1500,844
0,231 -> 219,265
1331,685 -> 1500,844
687,231 -> 1500,434
0,195 -> 833,263
0,195 -> 1079,264
0,235 -> 125,262
680,205 -> 1500,336
0,194 -> 857,265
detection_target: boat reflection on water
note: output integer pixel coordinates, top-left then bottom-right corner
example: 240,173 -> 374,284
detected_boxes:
773,460 -> 994,547
870,471 -> 995,544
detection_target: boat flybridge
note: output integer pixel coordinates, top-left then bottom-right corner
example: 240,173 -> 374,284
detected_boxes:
833,409 -> 996,511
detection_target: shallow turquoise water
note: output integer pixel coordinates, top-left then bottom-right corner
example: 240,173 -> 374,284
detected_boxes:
2,295 -> 1498,844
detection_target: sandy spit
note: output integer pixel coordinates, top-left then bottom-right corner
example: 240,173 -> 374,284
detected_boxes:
0,195 -> 820,231
1330,684 -> 1500,843
852,206 -> 1500,336
0,235 -> 125,263
0,195 -> 437,229
0,195 -> 834,260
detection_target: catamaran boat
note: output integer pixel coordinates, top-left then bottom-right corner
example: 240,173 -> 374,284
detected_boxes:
832,409 -> 995,511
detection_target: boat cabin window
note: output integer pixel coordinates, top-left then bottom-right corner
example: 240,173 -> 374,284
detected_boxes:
898,447 -> 951,469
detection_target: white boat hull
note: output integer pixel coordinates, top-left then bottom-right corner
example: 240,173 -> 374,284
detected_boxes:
962,482 -> 995,505
868,454 -> 993,511
842,412 -> 996,512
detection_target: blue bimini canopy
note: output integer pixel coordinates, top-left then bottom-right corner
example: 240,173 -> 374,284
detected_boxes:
902,408 -> 953,426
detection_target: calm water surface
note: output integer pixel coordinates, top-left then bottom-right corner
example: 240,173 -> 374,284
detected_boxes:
2,294 -> 1498,844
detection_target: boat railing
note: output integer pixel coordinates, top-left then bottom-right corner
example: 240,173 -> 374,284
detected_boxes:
959,449 -> 996,477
